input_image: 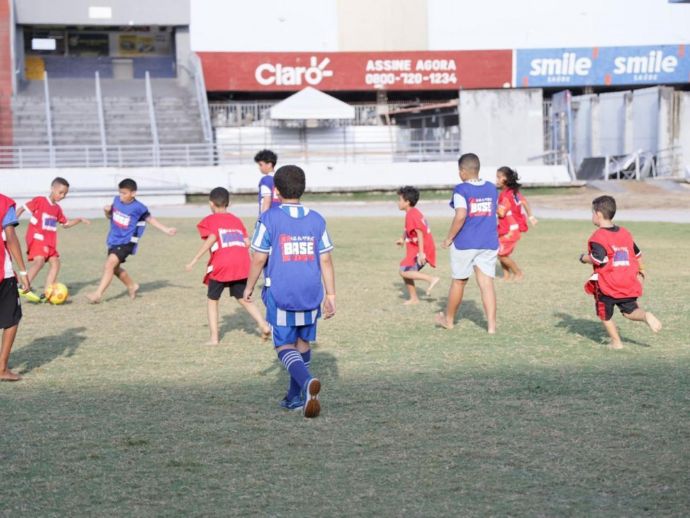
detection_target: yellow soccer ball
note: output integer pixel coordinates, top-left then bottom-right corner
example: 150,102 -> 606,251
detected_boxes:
46,283 -> 69,305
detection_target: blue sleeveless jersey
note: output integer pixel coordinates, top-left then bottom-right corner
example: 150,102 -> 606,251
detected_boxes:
106,196 -> 150,252
257,174 -> 281,215
251,204 -> 333,319
449,180 -> 499,250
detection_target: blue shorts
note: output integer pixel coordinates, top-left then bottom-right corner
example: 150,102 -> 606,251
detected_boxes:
271,323 -> 317,347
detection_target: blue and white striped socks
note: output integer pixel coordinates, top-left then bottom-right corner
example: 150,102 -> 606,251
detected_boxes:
278,349 -> 311,395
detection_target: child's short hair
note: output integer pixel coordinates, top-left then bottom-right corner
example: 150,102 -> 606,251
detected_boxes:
458,153 -> 480,174
209,187 -> 230,207
397,185 -> 420,207
51,176 -> 70,188
497,166 -> 522,191
118,178 -> 138,191
274,165 -> 305,200
254,149 -> 278,166
592,195 -> 616,220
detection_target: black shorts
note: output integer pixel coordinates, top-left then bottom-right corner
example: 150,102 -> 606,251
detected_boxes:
207,278 -> 247,301
595,293 -> 639,321
0,277 -> 22,329
107,243 -> 136,264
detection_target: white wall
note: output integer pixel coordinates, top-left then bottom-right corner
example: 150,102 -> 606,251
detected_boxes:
459,89 -> 544,166
189,0 -> 690,52
190,0 -> 338,52
428,0 -> 690,50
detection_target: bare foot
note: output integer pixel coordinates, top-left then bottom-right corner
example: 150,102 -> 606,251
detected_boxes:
128,283 -> 140,300
513,273 -> 524,282
501,275 -> 513,282
426,277 -> 440,297
609,341 -> 624,350
645,312 -> 662,333
260,327 -> 271,341
205,339 -> 220,346
85,292 -> 101,304
403,299 -> 420,306
0,369 -> 22,381
434,312 -> 453,329
488,327 -> 496,334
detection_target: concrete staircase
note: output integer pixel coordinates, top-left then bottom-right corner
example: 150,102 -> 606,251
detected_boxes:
11,78 -> 206,150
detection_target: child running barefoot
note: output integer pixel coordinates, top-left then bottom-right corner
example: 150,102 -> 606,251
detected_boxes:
495,167 -> 526,281
87,178 -> 176,303
580,195 -> 662,349
396,186 -> 439,304
185,187 -> 270,345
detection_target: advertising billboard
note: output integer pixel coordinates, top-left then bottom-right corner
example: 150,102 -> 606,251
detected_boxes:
199,50 -> 512,92
516,44 -> 689,87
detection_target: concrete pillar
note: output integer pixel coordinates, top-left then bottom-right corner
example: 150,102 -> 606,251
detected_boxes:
590,94 -> 600,157
624,91 -> 634,154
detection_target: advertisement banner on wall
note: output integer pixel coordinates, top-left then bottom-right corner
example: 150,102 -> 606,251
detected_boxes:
516,44 -> 690,87
198,51 -> 512,92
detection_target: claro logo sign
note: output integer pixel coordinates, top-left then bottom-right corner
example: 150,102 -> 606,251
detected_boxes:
255,56 -> 334,86
518,45 -> 688,86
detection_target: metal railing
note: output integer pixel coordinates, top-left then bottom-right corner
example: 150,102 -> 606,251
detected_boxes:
94,71 -> 107,165
527,149 -> 576,180
208,100 -> 446,128
189,53 -> 213,143
0,135 -> 461,169
43,71 -> 54,167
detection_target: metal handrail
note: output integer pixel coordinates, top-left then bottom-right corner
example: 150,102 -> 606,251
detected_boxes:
94,71 -> 107,166
190,53 -> 213,143
43,71 -> 54,167
144,71 -> 160,166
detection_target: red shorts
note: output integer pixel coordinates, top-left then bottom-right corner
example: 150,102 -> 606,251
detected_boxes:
498,233 -> 520,257
27,240 -> 59,261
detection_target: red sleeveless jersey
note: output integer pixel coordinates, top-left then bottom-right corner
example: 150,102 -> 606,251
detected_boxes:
587,226 -> 642,299
497,189 -> 521,237
0,194 -> 16,279
196,212 -> 250,284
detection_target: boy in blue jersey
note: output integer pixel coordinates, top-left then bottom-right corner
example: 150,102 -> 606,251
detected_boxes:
244,165 -> 336,418
254,149 -> 281,215
87,178 -> 176,303
435,153 -> 499,333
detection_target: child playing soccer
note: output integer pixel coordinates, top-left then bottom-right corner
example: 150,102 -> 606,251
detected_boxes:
495,167 -> 538,281
185,187 -> 271,345
16,177 -> 89,302
0,193 -> 31,381
87,178 -> 176,303
244,165 -> 336,417
254,149 -> 281,215
436,153 -> 498,333
395,186 -> 439,304
580,195 -> 661,349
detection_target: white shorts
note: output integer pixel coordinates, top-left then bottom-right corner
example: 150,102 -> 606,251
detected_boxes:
450,247 -> 498,279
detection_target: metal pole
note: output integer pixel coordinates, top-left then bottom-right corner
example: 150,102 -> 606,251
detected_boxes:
43,71 -> 55,167
145,71 -> 160,167
95,72 -> 107,166
635,152 -> 640,181
604,155 -> 610,181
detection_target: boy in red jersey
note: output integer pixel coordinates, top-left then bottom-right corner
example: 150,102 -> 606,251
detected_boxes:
396,186 -> 439,304
580,195 -> 661,349
16,177 -> 89,302
186,187 -> 270,345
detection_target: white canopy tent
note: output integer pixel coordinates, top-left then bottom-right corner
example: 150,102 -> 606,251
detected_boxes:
270,87 -> 355,120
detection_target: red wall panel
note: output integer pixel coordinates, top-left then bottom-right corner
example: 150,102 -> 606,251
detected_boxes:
199,50 -> 513,92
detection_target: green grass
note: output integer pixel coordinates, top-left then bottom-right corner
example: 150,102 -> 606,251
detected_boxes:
2,216 -> 689,516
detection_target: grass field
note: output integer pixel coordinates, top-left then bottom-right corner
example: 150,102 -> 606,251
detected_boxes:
2,215 -> 689,516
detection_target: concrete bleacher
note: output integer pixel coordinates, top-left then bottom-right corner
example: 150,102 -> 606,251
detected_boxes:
11,78 -> 205,148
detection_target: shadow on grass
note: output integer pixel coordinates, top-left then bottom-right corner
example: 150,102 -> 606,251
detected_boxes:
435,297 -> 486,329
220,306 -> 262,337
259,351 -> 340,394
12,326 -> 87,374
554,312 -> 650,348
63,278 -> 100,297
106,280 -> 186,302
